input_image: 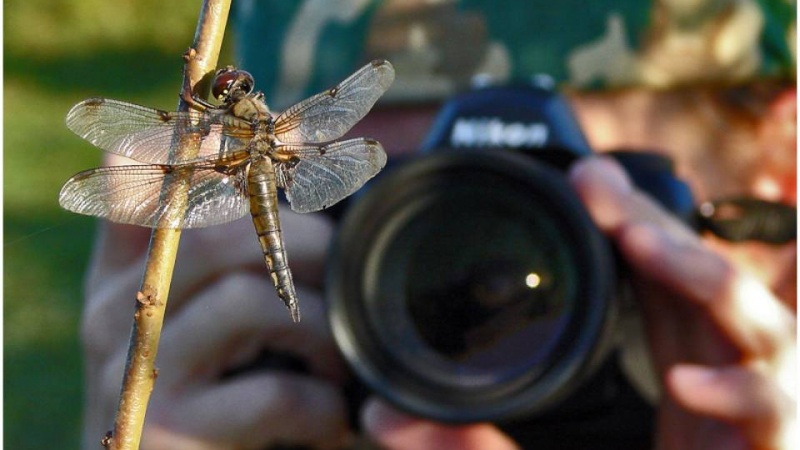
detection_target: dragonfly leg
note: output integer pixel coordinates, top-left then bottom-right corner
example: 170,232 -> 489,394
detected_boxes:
180,47 -> 217,112
180,77 -> 217,112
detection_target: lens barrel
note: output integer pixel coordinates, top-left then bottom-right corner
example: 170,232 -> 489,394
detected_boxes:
327,151 -> 618,422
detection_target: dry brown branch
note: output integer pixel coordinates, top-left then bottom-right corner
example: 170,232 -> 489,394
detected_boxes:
104,1 -> 232,448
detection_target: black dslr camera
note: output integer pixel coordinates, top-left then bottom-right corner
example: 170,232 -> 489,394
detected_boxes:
325,82 -> 696,449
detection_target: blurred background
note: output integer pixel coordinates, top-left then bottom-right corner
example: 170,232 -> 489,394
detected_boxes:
4,2 -> 234,448
5,0 -> 795,448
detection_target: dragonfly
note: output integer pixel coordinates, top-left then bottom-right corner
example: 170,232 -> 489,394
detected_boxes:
59,59 -> 395,322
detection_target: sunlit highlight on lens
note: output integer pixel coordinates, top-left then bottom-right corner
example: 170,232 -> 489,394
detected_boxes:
525,272 -> 541,288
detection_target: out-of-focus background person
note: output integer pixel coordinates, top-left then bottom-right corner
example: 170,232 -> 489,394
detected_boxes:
231,2 -> 796,449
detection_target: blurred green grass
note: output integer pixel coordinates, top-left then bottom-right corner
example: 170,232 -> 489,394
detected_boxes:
5,2 -> 233,448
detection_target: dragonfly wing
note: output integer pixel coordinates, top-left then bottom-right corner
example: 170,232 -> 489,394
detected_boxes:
274,60 -> 395,143
275,138 -> 387,213
59,163 -> 250,229
66,98 -> 253,164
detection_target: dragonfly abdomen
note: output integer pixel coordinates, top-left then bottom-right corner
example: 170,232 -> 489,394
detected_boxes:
247,157 -> 300,322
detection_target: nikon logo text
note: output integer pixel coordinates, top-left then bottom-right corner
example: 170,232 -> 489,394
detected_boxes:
450,118 -> 549,148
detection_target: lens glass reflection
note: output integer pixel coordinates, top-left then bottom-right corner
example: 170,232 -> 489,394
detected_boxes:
367,180 -> 579,389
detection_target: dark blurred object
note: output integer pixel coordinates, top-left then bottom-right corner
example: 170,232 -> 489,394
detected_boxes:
697,197 -> 797,244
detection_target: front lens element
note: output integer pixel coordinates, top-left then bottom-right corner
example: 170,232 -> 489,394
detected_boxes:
329,151 -> 615,422
368,179 -> 578,388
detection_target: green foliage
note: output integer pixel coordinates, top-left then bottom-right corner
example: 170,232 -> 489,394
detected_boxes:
5,1 -> 233,448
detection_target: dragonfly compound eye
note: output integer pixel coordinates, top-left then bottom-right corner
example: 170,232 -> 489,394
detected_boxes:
212,68 -> 255,102
212,69 -> 238,101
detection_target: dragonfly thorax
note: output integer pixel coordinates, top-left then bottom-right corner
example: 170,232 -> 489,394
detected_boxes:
229,94 -> 271,123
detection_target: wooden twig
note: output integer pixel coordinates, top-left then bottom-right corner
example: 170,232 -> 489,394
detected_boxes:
104,1 -> 231,449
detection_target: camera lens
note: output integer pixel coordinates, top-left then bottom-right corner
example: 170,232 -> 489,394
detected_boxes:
328,151 -> 617,422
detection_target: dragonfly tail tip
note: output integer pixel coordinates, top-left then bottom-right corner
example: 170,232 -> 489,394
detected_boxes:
289,307 -> 301,323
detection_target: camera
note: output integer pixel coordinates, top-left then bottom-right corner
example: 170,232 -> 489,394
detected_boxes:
325,81 -> 695,448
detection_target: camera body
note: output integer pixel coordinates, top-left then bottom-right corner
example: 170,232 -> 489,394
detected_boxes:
326,82 -> 695,448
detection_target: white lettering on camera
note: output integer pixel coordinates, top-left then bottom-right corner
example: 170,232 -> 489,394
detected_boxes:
450,118 -> 549,148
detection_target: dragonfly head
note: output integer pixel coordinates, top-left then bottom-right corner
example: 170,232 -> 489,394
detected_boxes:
212,67 -> 255,104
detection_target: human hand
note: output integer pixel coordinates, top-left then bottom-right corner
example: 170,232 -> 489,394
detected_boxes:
362,156 -> 796,450
81,155 -> 350,450
571,157 -> 796,449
